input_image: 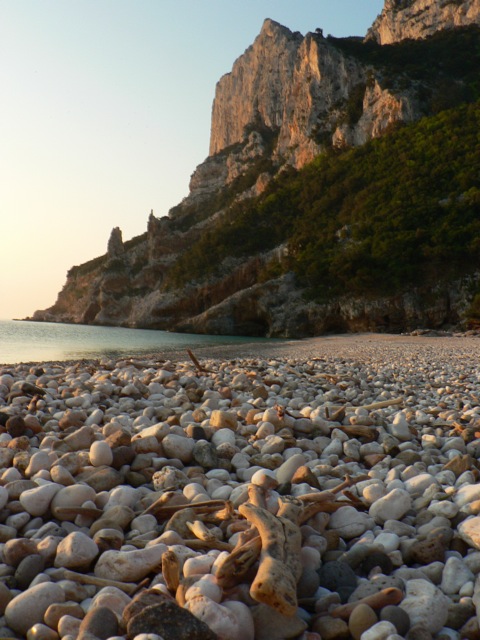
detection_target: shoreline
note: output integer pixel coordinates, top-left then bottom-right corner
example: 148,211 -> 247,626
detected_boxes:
2,331 -> 480,370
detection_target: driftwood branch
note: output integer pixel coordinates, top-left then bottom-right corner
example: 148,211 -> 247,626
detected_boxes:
186,349 -> 206,372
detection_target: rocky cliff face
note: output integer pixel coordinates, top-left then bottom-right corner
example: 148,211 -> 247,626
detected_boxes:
205,19 -> 419,177
30,6 -> 480,337
366,0 -> 480,44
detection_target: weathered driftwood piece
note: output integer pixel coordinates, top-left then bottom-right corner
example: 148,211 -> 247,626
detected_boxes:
247,483 -> 268,509
186,349 -> 206,372
183,538 -> 233,552
358,397 -> 403,411
186,519 -> 218,543
298,474 -> 370,523
276,497 -> 303,583
144,498 -> 227,521
63,569 -> 138,595
215,532 -> 262,589
332,425 -> 378,442
238,501 -> 298,616
54,506 -> 104,519
164,508 -> 196,539
162,549 -> 180,594
330,587 -> 403,619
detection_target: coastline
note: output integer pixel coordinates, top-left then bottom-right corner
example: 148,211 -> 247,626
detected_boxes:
2,331 -> 480,369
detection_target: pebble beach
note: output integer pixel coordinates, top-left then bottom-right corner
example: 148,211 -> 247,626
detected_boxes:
1,332 -> 480,640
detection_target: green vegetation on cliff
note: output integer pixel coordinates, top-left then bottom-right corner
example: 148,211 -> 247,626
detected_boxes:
166,100 -> 480,300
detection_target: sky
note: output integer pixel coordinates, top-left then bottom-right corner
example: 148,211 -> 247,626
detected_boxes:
0,0 -> 385,320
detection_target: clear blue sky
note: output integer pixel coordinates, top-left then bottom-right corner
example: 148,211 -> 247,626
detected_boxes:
1,1 -> 384,319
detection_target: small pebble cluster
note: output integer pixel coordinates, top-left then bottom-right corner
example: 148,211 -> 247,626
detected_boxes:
0,336 -> 480,640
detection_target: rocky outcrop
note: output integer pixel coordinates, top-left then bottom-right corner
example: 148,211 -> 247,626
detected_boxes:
366,0 -> 480,45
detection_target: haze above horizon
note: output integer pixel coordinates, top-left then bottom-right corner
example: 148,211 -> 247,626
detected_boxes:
1,1 -> 384,320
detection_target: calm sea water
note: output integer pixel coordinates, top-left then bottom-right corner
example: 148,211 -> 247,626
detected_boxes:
0,320 -> 276,365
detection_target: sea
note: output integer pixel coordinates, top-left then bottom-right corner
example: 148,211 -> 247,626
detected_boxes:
0,320 -> 277,365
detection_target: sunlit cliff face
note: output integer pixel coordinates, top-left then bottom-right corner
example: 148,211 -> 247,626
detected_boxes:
366,0 -> 480,45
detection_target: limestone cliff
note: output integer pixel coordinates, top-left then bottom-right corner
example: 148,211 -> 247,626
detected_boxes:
205,19 -> 419,177
366,0 -> 480,45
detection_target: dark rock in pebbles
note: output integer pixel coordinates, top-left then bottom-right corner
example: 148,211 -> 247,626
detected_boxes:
123,589 -> 171,627
360,552 -> 393,576
0,413 -> 9,427
77,606 -> 118,640
447,600 -> 476,630
14,554 -> 45,590
5,416 -> 26,438
317,561 -> 358,603
460,616 -> 480,640
297,567 -> 320,599
409,535 -> 447,565
127,601 -> 219,640
406,623 -> 433,640
192,441 -> 219,470
380,604 -> 411,636
111,445 -> 136,469
189,425 -> 207,441
0,582 -> 13,615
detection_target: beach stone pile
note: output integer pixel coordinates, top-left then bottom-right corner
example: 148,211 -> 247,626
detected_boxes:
0,336 -> 480,639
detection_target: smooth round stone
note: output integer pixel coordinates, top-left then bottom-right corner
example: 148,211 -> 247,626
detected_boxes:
57,614 -> 82,638
4,538 -> 38,567
400,578 -> 449,634
440,556 -> 474,594
185,595 -> 245,640
211,429 -> 236,447
374,531 -> 399,553
359,620 -> 398,640
50,465 -> 75,486
90,586 -> 132,620
348,603 -> 378,640
427,500 -> 459,519
454,484 -> 480,508
275,453 -> 307,484
380,605 -> 411,636
328,506 -> 374,540
183,555 -> 215,577
185,575 -> 222,603
130,514 -> 158,535
54,532 -> 99,570
363,483 -> 386,505
24,452 -> 54,478
89,441 -> 113,467
104,485 -> 138,510
94,545 -> 167,582
369,488 -> 412,524
26,622 -> 60,640
20,483 -> 62,517
404,473 -> 439,498
51,485 -> 97,521
5,582 -> 65,635
15,554 -> 46,590
317,561 -> 358,603
0,485 -> 9,510
162,434 -> 195,463
458,516 -> 480,550
44,601 -> 85,629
